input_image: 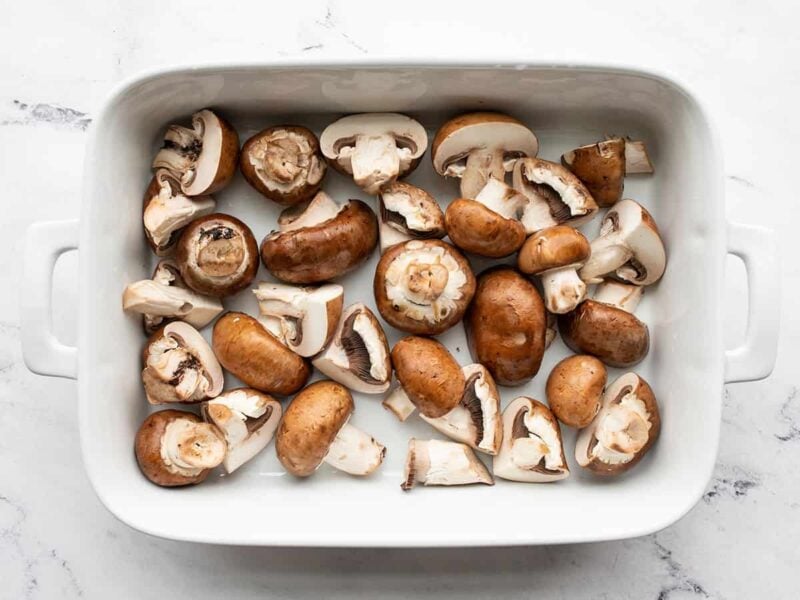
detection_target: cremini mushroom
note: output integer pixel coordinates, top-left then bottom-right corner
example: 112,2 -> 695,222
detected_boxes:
575,372 -> 661,476
374,239 -> 476,335
212,312 -> 311,396
260,191 -> 378,284
320,113 -> 427,194
135,409 -> 226,487
546,355 -> 607,428
579,199 -> 666,286
432,112 -> 538,198
517,225 -> 591,314
378,181 -> 445,253
624,139 -> 655,174
175,213 -> 259,298
561,138 -> 626,207
152,109 -> 239,196
253,282 -> 344,357
401,439 -> 493,491
313,303 -> 392,394
240,125 -> 326,206
545,311 -> 558,350
141,321 -> 224,405
202,388 -> 282,474
276,380 -> 385,477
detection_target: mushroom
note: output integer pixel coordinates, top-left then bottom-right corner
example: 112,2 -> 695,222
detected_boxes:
545,311 -> 558,349
240,125 -> 326,206
444,177 -> 528,258
558,281 -> 649,367
517,225 -> 591,314
432,112 -> 538,198
512,158 -> 598,233
135,409 -> 227,487
175,213 -> 259,298
493,397 -> 569,483
276,380 -> 385,477
378,181 -> 445,253
624,139 -> 654,174
253,282 -> 344,357
123,259 -> 223,333
575,372 -> 661,476
201,388 -> 282,474
578,199 -> 666,286
152,109 -> 239,196
465,268 -> 546,386
401,439 -> 493,490
142,169 -> 216,255
561,138 -> 626,207
141,321 -> 224,405
320,113 -> 427,194
312,303 -> 392,394
546,355 -> 607,428
212,312 -> 311,396
260,191 -> 378,284
374,239 -> 476,335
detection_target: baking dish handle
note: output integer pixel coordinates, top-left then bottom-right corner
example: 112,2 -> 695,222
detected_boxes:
724,222 -> 780,383
21,219 -> 79,380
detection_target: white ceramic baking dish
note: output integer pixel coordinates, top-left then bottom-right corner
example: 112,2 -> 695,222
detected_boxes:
21,62 -> 780,547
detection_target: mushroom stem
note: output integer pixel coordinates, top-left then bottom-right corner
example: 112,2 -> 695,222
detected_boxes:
322,423 -> 386,476
541,267 -> 587,314
579,237 -> 632,284
401,439 -> 493,490
625,140 -> 654,174
351,134 -> 400,194
123,280 -> 223,329
382,386 -> 417,421
160,418 -> 226,477
474,177 -> 527,218
461,150 -> 504,198
593,281 -> 643,313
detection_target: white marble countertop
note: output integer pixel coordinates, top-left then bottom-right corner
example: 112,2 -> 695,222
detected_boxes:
1,1 -> 797,598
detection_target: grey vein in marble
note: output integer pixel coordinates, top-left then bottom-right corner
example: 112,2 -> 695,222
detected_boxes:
703,464 -> 760,504
654,540 -> 713,600
775,386 -> 800,442
726,174 -> 756,188
315,5 -> 368,54
2,100 -> 91,130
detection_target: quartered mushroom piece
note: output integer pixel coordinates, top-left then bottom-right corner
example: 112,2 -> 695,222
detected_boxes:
401,439 -> 493,491
378,181 -> 445,253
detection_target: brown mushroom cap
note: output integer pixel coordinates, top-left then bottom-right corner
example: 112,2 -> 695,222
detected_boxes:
276,380 -> 354,476
546,355 -> 607,428
212,312 -> 311,395
391,336 -> 465,418
445,198 -> 526,258
518,226 -> 591,274
561,138 -> 625,208
465,268 -> 546,386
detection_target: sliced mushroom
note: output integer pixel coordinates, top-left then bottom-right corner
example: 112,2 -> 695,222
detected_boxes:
320,113 -> 428,194
579,199 -> 666,286
142,321 -> 224,405
152,109 -> 239,196
624,139 -> 654,174
276,380 -> 385,477
374,239 -> 476,335
401,439 -> 493,490
575,372 -> 660,476
561,138 -> 626,207
432,112 -> 538,198
312,303 -> 392,394
201,388 -> 282,474
493,397 -> 569,483
378,181 -> 445,253
593,279 -> 644,312
512,158 -> 598,233
546,355 -> 607,428
142,169 -> 216,255
261,191 -> 378,284
253,282 -> 344,357
135,410 -> 226,487
240,125 -> 326,206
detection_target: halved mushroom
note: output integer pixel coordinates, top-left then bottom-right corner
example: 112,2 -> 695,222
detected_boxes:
432,112 -> 538,198
579,199 -> 666,286
276,380 -> 385,477
512,158 -> 598,233
320,113 -> 427,194
152,109 -> 239,196
175,213 -> 259,297
253,282 -> 344,357
378,181 -> 445,253
401,439 -> 493,491
374,239 -> 476,335
517,225 -> 591,314
445,177 -> 528,258
142,169 -> 216,255
261,191 -> 378,284
546,355 -> 607,428
123,259 -> 223,333
135,410 -> 226,487
201,388 -> 282,474
142,321 -> 224,405
561,138 -> 626,207
240,125 -> 326,206
575,372 -> 660,476
313,303 -> 392,394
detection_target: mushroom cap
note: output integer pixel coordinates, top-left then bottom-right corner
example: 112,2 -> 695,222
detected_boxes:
378,181 -> 446,252
276,380 -> 354,477
561,138 -> 626,208
391,336 -> 465,418
445,198 -> 526,258
558,300 -> 650,367
465,268 -> 546,386
212,312 -> 311,395
517,225 -> 591,274
545,355 -> 607,428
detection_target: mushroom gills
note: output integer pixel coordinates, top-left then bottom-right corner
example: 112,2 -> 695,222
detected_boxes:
144,171 -> 215,250
401,439 -> 493,490
154,124 -> 202,180
510,409 -> 564,473
322,423 -> 386,476
340,312 -> 387,383
159,417 -> 226,477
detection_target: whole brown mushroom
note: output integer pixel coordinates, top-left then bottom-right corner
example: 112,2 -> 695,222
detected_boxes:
546,355 -> 607,428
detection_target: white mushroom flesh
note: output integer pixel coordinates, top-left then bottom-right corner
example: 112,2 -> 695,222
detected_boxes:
402,439 -> 493,490
513,410 -> 564,472
184,221 -> 253,284
160,418 -> 226,477
322,422 -> 385,476
147,335 -> 212,402
541,267 -> 587,314
474,177 -> 527,219
382,386 -> 416,421
625,140 -> 654,174
587,390 -> 652,466
123,279 -> 223,330
144,172 -> 216,249
381,187 -> 441,234
249,129 -> 325,193
593,280 -> 643,312
278,191 -> 345,233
